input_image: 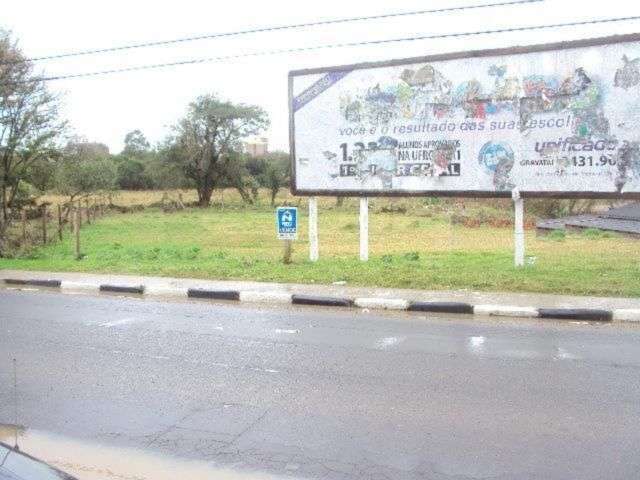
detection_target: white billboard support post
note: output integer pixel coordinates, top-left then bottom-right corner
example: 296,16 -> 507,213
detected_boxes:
359,197 -> 369,261
512,189 -> 525,267
309,197 -> 319,262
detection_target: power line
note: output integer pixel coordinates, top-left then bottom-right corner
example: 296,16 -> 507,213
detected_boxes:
11,14 -> 640,84
2,0 -> 542,66
11,16 -> 640,84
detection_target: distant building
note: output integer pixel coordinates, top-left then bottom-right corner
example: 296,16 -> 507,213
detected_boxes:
243,137 -> 268,157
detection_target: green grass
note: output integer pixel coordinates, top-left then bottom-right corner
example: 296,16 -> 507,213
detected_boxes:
1,206 -> 639,297
581,228 -> 616,239
542,229 -> 567,242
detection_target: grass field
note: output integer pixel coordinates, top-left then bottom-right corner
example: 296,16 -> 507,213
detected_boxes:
1,189 -> 638,297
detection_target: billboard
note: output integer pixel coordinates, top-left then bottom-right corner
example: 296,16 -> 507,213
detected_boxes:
289,34 -> 640,198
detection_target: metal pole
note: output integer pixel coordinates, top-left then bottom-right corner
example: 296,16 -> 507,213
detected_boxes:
513,189 -> 525,267
359,197 -> 369,262
308,197 -> 318,262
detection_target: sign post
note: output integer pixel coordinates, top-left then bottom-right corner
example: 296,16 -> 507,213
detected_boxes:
359,197 -> 368,261
308,197 -> 319,261
276,207 -> 298,264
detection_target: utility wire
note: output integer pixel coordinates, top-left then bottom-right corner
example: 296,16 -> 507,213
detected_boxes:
9,15 -> 640,84
1,0 -> 542,66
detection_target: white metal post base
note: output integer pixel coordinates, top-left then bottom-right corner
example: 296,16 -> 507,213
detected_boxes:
512,189 -> 525,267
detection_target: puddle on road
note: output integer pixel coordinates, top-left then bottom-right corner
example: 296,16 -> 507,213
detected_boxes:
0,424 -> 291,480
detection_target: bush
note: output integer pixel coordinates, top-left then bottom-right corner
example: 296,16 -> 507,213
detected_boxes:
381,254 -> 394,264
543,229 -> 566,241
404,251 -> 420,261
11,181 -> 40,210
116,158 -> 154,190
377,203 -> 408,214
582,228 -> 615,239
527,199 -> 599,219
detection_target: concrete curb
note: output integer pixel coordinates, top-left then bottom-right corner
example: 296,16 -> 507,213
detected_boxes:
100,284 -> 145,295
145,285 -> 188,297
292,294 -> 354,308
187,288 -> 240,301
239,291 -> 292,304
407,302 -> 474,314
474,304 -> 539,318
354,298 -> 409,310
538,308 -> 612,322
612,309 -> 640,322
3,277 -> 638,323
60,280 -> 100,292
4,278 -> 61,288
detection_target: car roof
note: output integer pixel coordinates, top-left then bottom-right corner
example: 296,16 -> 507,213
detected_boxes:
0,442 -> 77,480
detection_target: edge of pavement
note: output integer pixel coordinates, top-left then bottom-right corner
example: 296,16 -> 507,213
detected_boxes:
1,269 -> 639,323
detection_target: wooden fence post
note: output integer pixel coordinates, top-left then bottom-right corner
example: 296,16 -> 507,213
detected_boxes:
85,199 -> 91,225
283,239 -> 293,264
57,205 -> 63,241
41,206 -> 47,244
21,209 -> 27,244
74,208 -> 81,260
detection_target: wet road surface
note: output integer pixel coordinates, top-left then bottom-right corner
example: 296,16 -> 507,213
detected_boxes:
1,287 -> 640,479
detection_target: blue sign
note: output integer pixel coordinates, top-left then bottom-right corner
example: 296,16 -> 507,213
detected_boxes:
276,207 -> 297,240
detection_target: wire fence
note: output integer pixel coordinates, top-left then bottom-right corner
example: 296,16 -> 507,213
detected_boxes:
1,198 -> 108,257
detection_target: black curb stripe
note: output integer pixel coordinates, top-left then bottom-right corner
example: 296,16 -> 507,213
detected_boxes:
99,284 -> 145,295
187,289 -> 240,301
407,301 -> 474,314
538,308 -> 612,322
292,294 -> 354,308
4,279 -> 61,288
26,279 -> 61,288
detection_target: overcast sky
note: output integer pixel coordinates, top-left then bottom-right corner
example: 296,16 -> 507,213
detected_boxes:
4,0 -> 640,154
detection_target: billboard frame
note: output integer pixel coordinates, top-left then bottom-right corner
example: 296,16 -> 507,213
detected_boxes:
288,32 -> 640,199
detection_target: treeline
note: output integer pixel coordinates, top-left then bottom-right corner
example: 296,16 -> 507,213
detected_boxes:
1,29 -> 287,253
24,130 -> 290,205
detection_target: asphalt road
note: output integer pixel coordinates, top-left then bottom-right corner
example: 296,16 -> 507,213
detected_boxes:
1,287 -> 640,480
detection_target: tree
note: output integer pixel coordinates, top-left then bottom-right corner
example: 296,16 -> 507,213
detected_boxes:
0,31 -> 65,238
243,151 -> 290,206
116,158 -> 153,190
261,152 -> 289,206
114,130 -> 157,190
54,140 -> 116,204
122,129 -> 150,157
264,163 -> 283,206
169,94 -> 269,207
23,155 -> 57,192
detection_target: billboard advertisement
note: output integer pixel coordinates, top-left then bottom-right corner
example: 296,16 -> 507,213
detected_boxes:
289,34 -> 640,198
